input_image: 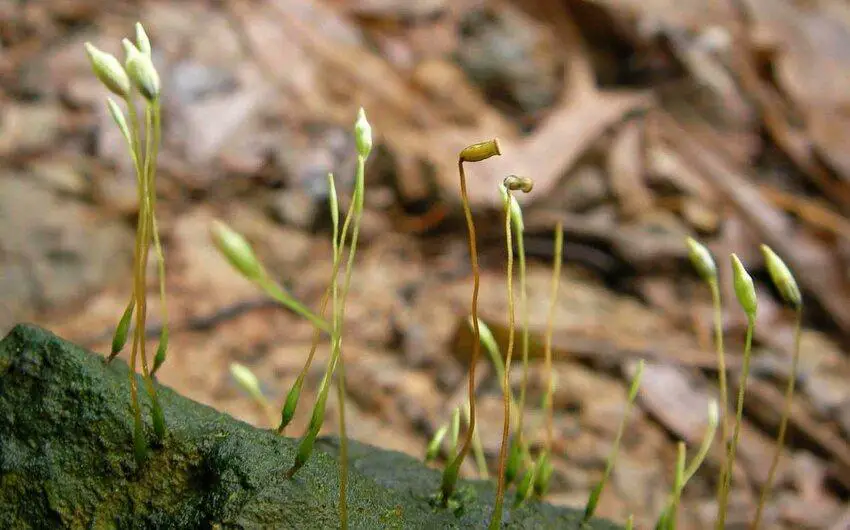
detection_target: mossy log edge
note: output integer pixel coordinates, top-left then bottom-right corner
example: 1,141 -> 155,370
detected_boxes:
0,324 -> 622,529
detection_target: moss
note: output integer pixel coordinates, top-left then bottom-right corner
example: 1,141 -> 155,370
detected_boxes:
0,324 -> 622,529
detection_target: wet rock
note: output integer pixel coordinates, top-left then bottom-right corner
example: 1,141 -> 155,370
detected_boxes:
0,324 -> 624,529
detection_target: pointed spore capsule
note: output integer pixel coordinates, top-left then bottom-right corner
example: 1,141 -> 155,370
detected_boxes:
210,220 -> 264,281
354,108 -> 372,158
686,237 -> 717,283
135,22 -> 152,56
761,244 -> 802,309
84,43 -> 131,97
731,254 -> 758,317
123,38 -> 160,101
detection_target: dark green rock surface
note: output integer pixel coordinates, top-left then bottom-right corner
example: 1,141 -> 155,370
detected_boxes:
0,324 -> 623,529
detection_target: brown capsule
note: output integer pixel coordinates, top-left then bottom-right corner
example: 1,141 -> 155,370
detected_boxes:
503,175 -> 533,193
459,138 -> 501,162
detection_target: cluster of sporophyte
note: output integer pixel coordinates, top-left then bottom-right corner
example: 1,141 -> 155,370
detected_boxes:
422,140 -> 676,528
429,137 -> 803,529
211,108 -> 372,530
89,24 -> 806,529
85,23 -> 168,465
686,238 -> 804,530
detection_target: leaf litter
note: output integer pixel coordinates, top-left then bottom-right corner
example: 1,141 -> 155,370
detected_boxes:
4,0 -> 850,528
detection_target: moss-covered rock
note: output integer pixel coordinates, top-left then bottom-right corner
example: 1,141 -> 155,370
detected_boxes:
0,324 -> 622,529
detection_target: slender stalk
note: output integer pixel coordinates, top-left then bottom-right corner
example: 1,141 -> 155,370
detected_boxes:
330,170 -> 348,530
286,152 -> 366,479
128,241 -> 146,464
133,194 -> 152,430
584,360 -> 644,522
336,354 -> 348,529
108,96 -> 144,367
683,401 -> 719,485
709,278 -> 731,530
752,307 -> 802,529
654,401 -> 717,529
256,275 -> 330,334
137,103 -> 153,379
669,442 -> 687,530
710,278 -> 729,441
125,92 -> 147,463
718,313 -> 755,524
491,188 -> 517,530
426,425 -> 449,463
515,210 -> 530,447
440,159 -> 482,503
544,223 -> 563,454
276,289 -> 331,433
147,101 -> 169,375
138,102 -> 165,442
450,407 -> 461,457
277,175 -> 352,435
464,402 -> 489,479
655,442 -> 687,530
125,95 -> 143,174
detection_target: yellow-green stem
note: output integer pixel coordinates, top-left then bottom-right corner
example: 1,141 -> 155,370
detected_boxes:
136,104 -> 153,377
464,402 -> 488,479
752,307 -> 802,529
147,101 -> 168,375
710,279 -> 731,530
543,223 -> 563,453
336,355 -> 348,529
669,442 -> 687,529
491,189 -> 516,530
331,169 -> 348,530
257,275 -> 330,333
718,313 -> 755,525
277,175 -> 352,434
126,93 -> 147,462
516,219 -> 529,441
287,153 -> 365,478
137,103 -> 164,441
584,359 -> 643,523
441,159 -> 481,503
277,289 -> 330,434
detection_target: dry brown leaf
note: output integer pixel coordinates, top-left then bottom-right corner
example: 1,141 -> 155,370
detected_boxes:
608,118 -> 654,219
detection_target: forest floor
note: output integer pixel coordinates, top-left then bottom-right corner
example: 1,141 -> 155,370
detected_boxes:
4,1 -> 850,528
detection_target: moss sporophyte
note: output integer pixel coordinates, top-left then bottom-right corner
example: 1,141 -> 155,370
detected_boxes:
490,178 -> 532,529
439,138 -> 501,507
86,22 -> 168,466
211,108 -> 373,530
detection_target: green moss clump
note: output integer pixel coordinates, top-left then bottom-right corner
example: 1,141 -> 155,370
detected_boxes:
0,324 -> 621,529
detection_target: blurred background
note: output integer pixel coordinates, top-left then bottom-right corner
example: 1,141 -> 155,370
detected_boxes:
4,0 -> 850,528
